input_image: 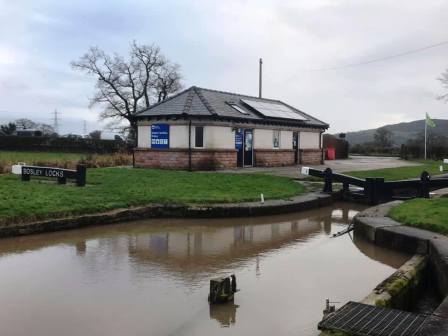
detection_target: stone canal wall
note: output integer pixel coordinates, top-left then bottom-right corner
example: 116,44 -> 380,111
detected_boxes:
361,254 -> 428,310
354,202 -> 448,335
0,192 -> 339,238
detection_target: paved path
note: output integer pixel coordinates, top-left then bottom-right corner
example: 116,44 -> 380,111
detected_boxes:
219,156 -> 421,178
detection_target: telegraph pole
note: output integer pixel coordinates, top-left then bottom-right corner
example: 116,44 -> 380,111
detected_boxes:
52,109 -> 60,133
258,58 -> 263,98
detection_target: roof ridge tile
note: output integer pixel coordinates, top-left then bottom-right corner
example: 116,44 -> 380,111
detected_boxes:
194,87 -> 217,115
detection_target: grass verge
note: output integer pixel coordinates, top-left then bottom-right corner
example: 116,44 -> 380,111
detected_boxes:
389,198 -> 448,235
345,160 -> 443,181
0,167 -> 305,225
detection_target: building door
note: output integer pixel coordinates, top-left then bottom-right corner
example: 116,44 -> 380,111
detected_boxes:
293,131 -> 299,164
243,129 -> 253,166
235,129 -> 244,167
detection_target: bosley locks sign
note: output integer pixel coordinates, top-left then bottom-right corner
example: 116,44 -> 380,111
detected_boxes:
12,164 -> 87,187
151,124 -> 169,149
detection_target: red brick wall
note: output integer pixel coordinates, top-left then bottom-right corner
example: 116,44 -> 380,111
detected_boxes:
134,148 -> 237,170
254,149 -> 295,167
300,149 -> 323,165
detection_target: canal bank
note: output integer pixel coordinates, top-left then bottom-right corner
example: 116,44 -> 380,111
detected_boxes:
352,202 -> 448,335
0,191 -> 339,238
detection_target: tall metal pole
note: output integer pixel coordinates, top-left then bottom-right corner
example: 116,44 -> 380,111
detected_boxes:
424,116 -> 427,160
258,58 -> 263,98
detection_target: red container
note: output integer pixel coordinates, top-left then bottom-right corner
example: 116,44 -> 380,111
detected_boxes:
327,147 -> 336,160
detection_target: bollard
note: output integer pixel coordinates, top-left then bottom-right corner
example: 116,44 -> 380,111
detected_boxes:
323,168 -> 333,193
76,164 -> 86,187
419,171 -> 430,198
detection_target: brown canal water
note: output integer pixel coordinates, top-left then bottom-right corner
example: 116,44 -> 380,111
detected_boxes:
0,203 -> 410,336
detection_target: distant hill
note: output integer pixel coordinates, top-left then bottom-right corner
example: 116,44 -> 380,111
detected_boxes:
343,119 -> 448,146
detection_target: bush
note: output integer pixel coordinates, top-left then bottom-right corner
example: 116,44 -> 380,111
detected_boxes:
350,142 -> 399,156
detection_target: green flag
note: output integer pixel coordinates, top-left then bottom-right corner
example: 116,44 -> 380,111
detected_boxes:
426,113 -> 436,128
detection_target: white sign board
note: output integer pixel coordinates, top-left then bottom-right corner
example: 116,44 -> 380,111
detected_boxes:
301,166 -> 310,175
11,164 -> 23,175
443,159 -> 448,164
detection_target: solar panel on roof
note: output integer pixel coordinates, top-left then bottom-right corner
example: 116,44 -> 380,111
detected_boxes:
241,99 -> 307,120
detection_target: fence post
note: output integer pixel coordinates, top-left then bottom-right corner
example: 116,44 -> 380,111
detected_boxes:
76,164 -> 86,187
419,171 -> 430,198
323,168 -> 333,193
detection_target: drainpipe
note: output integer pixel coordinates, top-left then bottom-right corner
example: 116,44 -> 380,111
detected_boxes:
320,131 -> 324,164
188,120 -> 192,171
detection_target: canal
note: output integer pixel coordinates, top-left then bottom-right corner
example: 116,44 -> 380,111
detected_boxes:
0,203 -> 410,336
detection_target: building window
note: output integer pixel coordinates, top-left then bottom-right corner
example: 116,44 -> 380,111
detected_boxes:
195,126 -> 204,147
273,130 -> 280,148
228,103 -> 249,114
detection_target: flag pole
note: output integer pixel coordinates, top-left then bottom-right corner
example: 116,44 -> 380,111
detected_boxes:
424,114 -> 427,160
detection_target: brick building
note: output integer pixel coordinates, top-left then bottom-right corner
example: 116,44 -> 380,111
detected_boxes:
134,86 -> 328,170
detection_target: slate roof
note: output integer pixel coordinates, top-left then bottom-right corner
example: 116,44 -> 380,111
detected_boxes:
136,86 -> 328,128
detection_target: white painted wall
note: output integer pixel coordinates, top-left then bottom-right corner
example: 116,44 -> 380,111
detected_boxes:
201,126 -> 234,149
170,125 -> 189,148
254,129 -> 272,148
137,126 -> 151,148
138,123 -> 322,150
300,131 -> 320,149
280,131 -> 293,149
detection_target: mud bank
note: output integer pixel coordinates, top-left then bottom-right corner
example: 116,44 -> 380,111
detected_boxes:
0,191 -> 339,238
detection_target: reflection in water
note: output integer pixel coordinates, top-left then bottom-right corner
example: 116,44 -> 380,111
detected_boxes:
0,203 -> 410,336
210,301 -> 239,327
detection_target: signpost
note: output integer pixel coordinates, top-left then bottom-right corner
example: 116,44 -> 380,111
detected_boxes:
151,124 -> 170,149
12,164 -> 86,187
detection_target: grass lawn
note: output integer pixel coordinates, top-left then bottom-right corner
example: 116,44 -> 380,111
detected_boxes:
389,198 -> 448,235
0,151 -> 87,162
345,160 -> 444,181
0,168 -> 305,225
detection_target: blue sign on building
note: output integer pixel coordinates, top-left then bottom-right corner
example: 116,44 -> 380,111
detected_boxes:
151,124 -> 170,149
235,130 -> 243,149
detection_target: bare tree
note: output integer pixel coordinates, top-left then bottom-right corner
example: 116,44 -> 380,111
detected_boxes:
71,41 -> 182,143
14,119 -> 56,136
89,130 -> 102,140
15,118 -> 37,130
0,122 -> 16,136
155,63 -> 183,102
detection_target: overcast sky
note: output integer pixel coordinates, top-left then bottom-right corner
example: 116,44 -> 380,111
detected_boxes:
1,0 -> 448,134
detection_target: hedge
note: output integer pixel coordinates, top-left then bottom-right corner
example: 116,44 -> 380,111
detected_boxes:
0,136 -> 131,154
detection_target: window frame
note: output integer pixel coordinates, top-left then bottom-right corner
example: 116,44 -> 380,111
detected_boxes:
228,103 -> 249,115
195,126 -> 204,148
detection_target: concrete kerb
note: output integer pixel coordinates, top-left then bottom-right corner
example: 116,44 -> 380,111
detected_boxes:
353,202 -> 448,335
0,191 -> 339,238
